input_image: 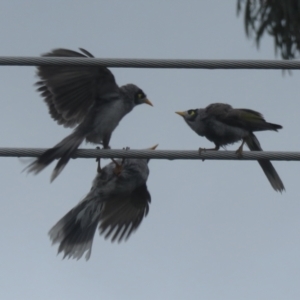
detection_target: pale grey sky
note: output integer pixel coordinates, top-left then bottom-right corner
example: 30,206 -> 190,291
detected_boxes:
0,1 -> 300,299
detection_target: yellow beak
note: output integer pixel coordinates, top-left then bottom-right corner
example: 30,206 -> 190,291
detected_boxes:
143,98 -> 153,106
149,144 -> 158,150
175,111 -> 185,117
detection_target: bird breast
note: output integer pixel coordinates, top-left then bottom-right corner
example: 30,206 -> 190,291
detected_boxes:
204,120 -> 249,145
87,101 -> 132,144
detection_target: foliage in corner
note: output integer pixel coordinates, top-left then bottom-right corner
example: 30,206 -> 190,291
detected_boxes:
237,0 -> 300,59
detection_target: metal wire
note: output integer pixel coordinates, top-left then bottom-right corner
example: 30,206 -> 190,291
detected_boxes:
1,56 -> 300,69
0,57 -> 298,161
0,148 -> 299,161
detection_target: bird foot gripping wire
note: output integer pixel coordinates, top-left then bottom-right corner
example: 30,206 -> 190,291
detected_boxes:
198,145 -> 220,154
198,145 -> 220,162
111,147 -> 130,176
95,145 -> 114,173
235,140 -> 245,158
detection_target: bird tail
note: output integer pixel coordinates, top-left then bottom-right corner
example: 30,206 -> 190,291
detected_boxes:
26,130 -> 85,182
245,133 -> 285,192
49,197 -> 103,260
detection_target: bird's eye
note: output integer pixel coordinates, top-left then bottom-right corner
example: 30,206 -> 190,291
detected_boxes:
138,93 -> 143,99
188,110 -> 195,116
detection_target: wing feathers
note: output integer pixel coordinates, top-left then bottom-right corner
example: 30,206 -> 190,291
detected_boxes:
36,48 -> 119,128
205,103 -> 282,132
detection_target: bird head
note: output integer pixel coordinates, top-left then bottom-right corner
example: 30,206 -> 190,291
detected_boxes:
121,84 -> 153,107
134,89 -> 153,106
175,109 -> 198,121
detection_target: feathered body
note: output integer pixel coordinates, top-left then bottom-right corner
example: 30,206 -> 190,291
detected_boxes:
176,103 -> 285,192
49,158 -> 151,260
26,48 -> 152,181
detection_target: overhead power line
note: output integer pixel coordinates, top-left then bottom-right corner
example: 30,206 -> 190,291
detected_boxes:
0,148 -> 299,161
1,56 -> 300,69
0,57 -> 296,163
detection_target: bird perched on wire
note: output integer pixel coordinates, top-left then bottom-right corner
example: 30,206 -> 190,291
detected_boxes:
26,48 -> 153,182
176,103 -> 285,192
49,145 -> 157,260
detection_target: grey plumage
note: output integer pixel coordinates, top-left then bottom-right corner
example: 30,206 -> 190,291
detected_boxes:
49,156 -> 152,260
26,48 -> 152,181
176,103 -> 285,192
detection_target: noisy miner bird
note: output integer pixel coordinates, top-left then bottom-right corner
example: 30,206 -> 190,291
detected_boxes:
176,103 -> 285,192
49,145 -> 157,260
26,48 -> 153,182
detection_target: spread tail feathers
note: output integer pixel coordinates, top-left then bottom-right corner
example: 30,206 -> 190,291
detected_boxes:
245,133 -> 285,192
49,199 -> 102,260
25,131 -> 84,182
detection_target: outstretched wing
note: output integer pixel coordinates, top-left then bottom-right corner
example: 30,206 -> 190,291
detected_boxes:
98,183 -> 151,242
36,48 -> 119,128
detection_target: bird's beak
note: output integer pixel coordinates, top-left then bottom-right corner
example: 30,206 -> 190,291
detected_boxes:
175,111 -> 185,117
143,98 -> 153,106
146,144 -> 158,163
148,144 -> 158,150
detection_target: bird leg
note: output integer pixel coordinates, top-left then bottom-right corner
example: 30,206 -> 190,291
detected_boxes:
235,139 -> 245,157
111,147 -> 130,176
96,144 -> 113,173
95,146 -> 102,173
97,157 -> 102,173
199,145 -> 220,154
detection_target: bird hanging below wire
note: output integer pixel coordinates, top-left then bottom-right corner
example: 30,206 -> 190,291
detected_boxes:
176,103 -> 285,192
25,48 -> 153,182
49,145 -> 157,260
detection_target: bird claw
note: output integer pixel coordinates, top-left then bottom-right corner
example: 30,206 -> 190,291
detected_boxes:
95,146 -> 100,161
235,147 -> 243,158
235,140 -> 245,158
198,147 -> 206,154
199,145 -> 219,160
198,148 -> 206,161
